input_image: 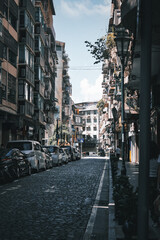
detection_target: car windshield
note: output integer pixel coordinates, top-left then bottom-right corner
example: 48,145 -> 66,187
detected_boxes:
63,146 -> 71,152
7,142 -> 32,151
45,146 -> 58,153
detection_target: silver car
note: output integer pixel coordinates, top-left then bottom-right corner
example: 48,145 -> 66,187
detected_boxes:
6,140 -> 47,172
42,145 -> 61,166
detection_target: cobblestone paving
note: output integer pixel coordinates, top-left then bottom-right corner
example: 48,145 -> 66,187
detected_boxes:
0,157 -> 108,240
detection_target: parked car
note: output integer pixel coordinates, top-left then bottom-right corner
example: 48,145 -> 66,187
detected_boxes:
62,146 -> 76,161
42,147 -> 53,168
59,148 -> 68,164
62,148 -> 71,162
0,148 -> 31,183
42,145 -> 61,166
6,140 -> 47,172
74,148 -> 81,160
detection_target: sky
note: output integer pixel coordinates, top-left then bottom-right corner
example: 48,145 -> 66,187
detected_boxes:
53,0 -> 111,103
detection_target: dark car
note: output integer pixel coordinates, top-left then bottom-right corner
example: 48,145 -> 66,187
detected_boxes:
62,146 -> 76,161
0,148 -> 31,183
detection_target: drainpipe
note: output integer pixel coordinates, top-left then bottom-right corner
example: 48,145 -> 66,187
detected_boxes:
138,0 -> 152,239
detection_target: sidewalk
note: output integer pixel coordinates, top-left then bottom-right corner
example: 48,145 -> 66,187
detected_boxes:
108,158 -> 160,240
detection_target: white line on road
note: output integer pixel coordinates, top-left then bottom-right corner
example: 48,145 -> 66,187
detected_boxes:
83,160 -> 107,240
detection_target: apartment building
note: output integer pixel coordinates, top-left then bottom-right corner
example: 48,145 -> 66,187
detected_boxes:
0,0 -> 19,145
73,102 -> 100,151
54,41 -> 72,144
0,0 -> 58,146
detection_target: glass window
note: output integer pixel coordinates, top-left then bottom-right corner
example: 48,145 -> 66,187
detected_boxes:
94,110 -> 97,114
19,45 -> 25,63
20,11 -> 24,27
0,17 -> 2,37
94,118 -> 97,123
25,82 -> 28,100
9,50 -> 17,67
25,47 -> 29,65
35,7 -> 40,22
2,69 -> 7,85
3,45 -> 7,60
9,11 -> 17,30
3,4 -> 8,19
35,36 -> 39,50
94,127 -> 97,131
87,118 -> 91,123
18,81 -> 24,99
0,61 -> 1,83
8,73 -> 16,103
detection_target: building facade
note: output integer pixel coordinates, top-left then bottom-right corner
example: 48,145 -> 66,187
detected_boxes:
73,102 -> 100,152
0,0 -> 67,146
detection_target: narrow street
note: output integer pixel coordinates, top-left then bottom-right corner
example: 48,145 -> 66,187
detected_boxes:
0,157 -> 109,240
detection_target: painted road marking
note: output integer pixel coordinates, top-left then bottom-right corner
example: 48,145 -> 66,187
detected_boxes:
83,160 -> 107,239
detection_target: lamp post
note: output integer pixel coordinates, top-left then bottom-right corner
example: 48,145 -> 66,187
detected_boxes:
56,118 -> 59,145
115,27 -> 131,175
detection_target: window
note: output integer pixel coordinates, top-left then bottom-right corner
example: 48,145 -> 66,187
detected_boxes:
3,4 -> 8,19
18,80 -> 24,99
94,118 -> 97,123
0,17 -> 2,37
9,50 -> 17,67
3,45 -> 7,60
76,116 -> 81,123
87,118 -> 91,123
8,74 -> 16,104
93,127 -> 97,131
87,127 -> 91,131
2,69 -> 7,85
20,11 -> 24,27
1,70 -> 7,99
87,111 -> 90,115
93,135 -> 97,139
56,45 -> 62,51
0,62 -> 1,84
19,45 -> 25,63
94,110 -> 97,114
9,11 -> 17,30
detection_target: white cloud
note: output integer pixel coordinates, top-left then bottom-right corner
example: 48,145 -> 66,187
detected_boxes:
78,74 -> 103,102
60,0 -> 110,17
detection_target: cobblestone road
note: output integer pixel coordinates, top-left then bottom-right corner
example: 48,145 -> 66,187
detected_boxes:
0,157 -> 108,240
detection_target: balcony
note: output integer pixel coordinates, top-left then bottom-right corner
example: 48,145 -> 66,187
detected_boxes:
19,0 -> 35,20
121,0 -> 137,32
108,86 -> 115,96
34,110 -> 45,125
35,23 -> 45,44
19,100 -> 34,118
19,30 -> 34,51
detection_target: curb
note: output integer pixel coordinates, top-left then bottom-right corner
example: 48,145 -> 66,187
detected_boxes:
108,158 -> 116,240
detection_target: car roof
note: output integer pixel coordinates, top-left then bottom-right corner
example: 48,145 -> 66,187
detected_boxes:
8,140 -> 40,144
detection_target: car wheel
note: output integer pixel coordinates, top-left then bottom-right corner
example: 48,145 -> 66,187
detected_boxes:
44,161 -> 47,170
36,162 -> 39,173
28,165 -> 32,176
16,167 -> 20,178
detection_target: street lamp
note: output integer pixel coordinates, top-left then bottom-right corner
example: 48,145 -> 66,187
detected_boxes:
115,27 -> 131,175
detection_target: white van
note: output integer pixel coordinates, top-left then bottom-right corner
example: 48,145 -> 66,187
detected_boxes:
6,140 -> 47,172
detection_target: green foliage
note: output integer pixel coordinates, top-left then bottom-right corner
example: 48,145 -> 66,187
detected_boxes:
85,33 -> 116,64
97,99 -> 105,114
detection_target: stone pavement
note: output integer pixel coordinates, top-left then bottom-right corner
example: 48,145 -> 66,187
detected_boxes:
108,158 -> 160,240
